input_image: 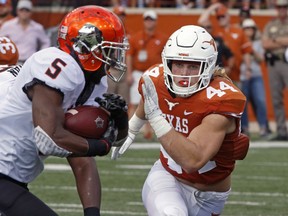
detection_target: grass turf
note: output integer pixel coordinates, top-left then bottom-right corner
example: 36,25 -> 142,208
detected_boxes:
30,143 -> 288,216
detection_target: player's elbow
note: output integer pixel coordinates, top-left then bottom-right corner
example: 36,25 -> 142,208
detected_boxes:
181,156 -> 208,174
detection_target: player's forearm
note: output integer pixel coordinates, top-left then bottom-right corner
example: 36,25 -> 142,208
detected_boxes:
158,129 -> 203,173
148,115 -> 204,173
136,99 -> 148,120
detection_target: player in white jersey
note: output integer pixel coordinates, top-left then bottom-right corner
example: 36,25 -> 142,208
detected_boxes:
0,38 -> 107,216
0,6 -> 129,216
0,33 -> 112,216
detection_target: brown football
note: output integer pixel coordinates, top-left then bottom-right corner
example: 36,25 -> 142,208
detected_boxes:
64,105 -> 109,139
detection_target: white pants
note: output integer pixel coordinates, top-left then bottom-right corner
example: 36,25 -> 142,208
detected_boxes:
142,160 -> 230,216
130,70 -> 143,105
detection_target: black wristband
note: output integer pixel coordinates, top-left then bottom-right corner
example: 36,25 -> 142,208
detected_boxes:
86,139 -> 111,156
84,207 -> 100,216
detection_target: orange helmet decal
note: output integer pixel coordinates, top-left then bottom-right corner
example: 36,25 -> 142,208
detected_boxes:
202,39 -> 217,52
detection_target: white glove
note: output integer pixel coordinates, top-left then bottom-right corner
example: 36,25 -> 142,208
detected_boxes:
142,75 -> 172,138
111,131 -> 136,159
141,75 -> 162,120
111,114 -> 146,160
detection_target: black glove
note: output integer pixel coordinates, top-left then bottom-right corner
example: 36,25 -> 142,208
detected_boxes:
95,93 -> 128,130
86,119 -> 118,156
102,119 -> 118,146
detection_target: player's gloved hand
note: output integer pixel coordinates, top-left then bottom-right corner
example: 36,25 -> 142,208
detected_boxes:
95,93 -> 128,130
103,119 -> 118,147
111,114 -> 146,160
142,75 -> 162,120
142,75 -> 172,138
111,131 -> 136,160
86,119 -> 118,156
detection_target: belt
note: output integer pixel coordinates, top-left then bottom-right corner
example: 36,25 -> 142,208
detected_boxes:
0,173 -> 28,189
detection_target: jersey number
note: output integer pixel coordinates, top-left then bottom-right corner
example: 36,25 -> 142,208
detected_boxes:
45,58 -> 67,79
145,65 -> 161,77
206,81 -> 238,99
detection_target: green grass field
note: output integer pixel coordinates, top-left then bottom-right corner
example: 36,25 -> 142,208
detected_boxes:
30,142 -> 288,216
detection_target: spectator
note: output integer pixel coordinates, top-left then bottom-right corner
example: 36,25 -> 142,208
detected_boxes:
46,25 -> 58,47
176,0 -> 194,9
0,0 -> 13,28
107,6 -> 130,104
113,5 -> 127,22
236,6 -> 272,135
198,3 -> 252,86
240,0 -> 261,9
127,9 -> 168,139
0,0 -> 50,64
198,19 -> 234,73
239,7 -> 251,26
265,0 -> 275,9
240,18 -> 270,138
130,0 -> 144,7
262,0 -> 288,141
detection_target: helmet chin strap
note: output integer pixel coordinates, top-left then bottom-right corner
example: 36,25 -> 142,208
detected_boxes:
83,63 -> 105,84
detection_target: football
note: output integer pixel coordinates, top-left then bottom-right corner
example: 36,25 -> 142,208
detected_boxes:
64,105 -> 109,139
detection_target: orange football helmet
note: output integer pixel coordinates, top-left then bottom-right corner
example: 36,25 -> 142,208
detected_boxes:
58,5 -> 129,82
0,36 -> 19,65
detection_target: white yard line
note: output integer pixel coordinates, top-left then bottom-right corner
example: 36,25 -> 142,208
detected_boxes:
128,141 -> 288,150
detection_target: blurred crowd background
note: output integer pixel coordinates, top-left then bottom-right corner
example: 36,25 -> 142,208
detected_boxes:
14,0 -> 280,9
6,0 -> 283,10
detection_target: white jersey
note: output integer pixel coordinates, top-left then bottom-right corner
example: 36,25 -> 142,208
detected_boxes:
0,65 -> 22,98
0,47 -> 108,183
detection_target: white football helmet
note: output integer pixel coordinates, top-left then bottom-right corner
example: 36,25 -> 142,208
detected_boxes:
162,25 -> 218,97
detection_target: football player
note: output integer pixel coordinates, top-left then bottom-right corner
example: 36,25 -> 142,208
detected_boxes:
0,6 -> 129,216
0,36 -> 22,97
0,36 -> 108,216
112,25 -> 250,215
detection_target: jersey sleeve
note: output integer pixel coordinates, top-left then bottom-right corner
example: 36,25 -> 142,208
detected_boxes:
137,63 -> 162,98
205,77 -> 246,117
23,47 -> 84,95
